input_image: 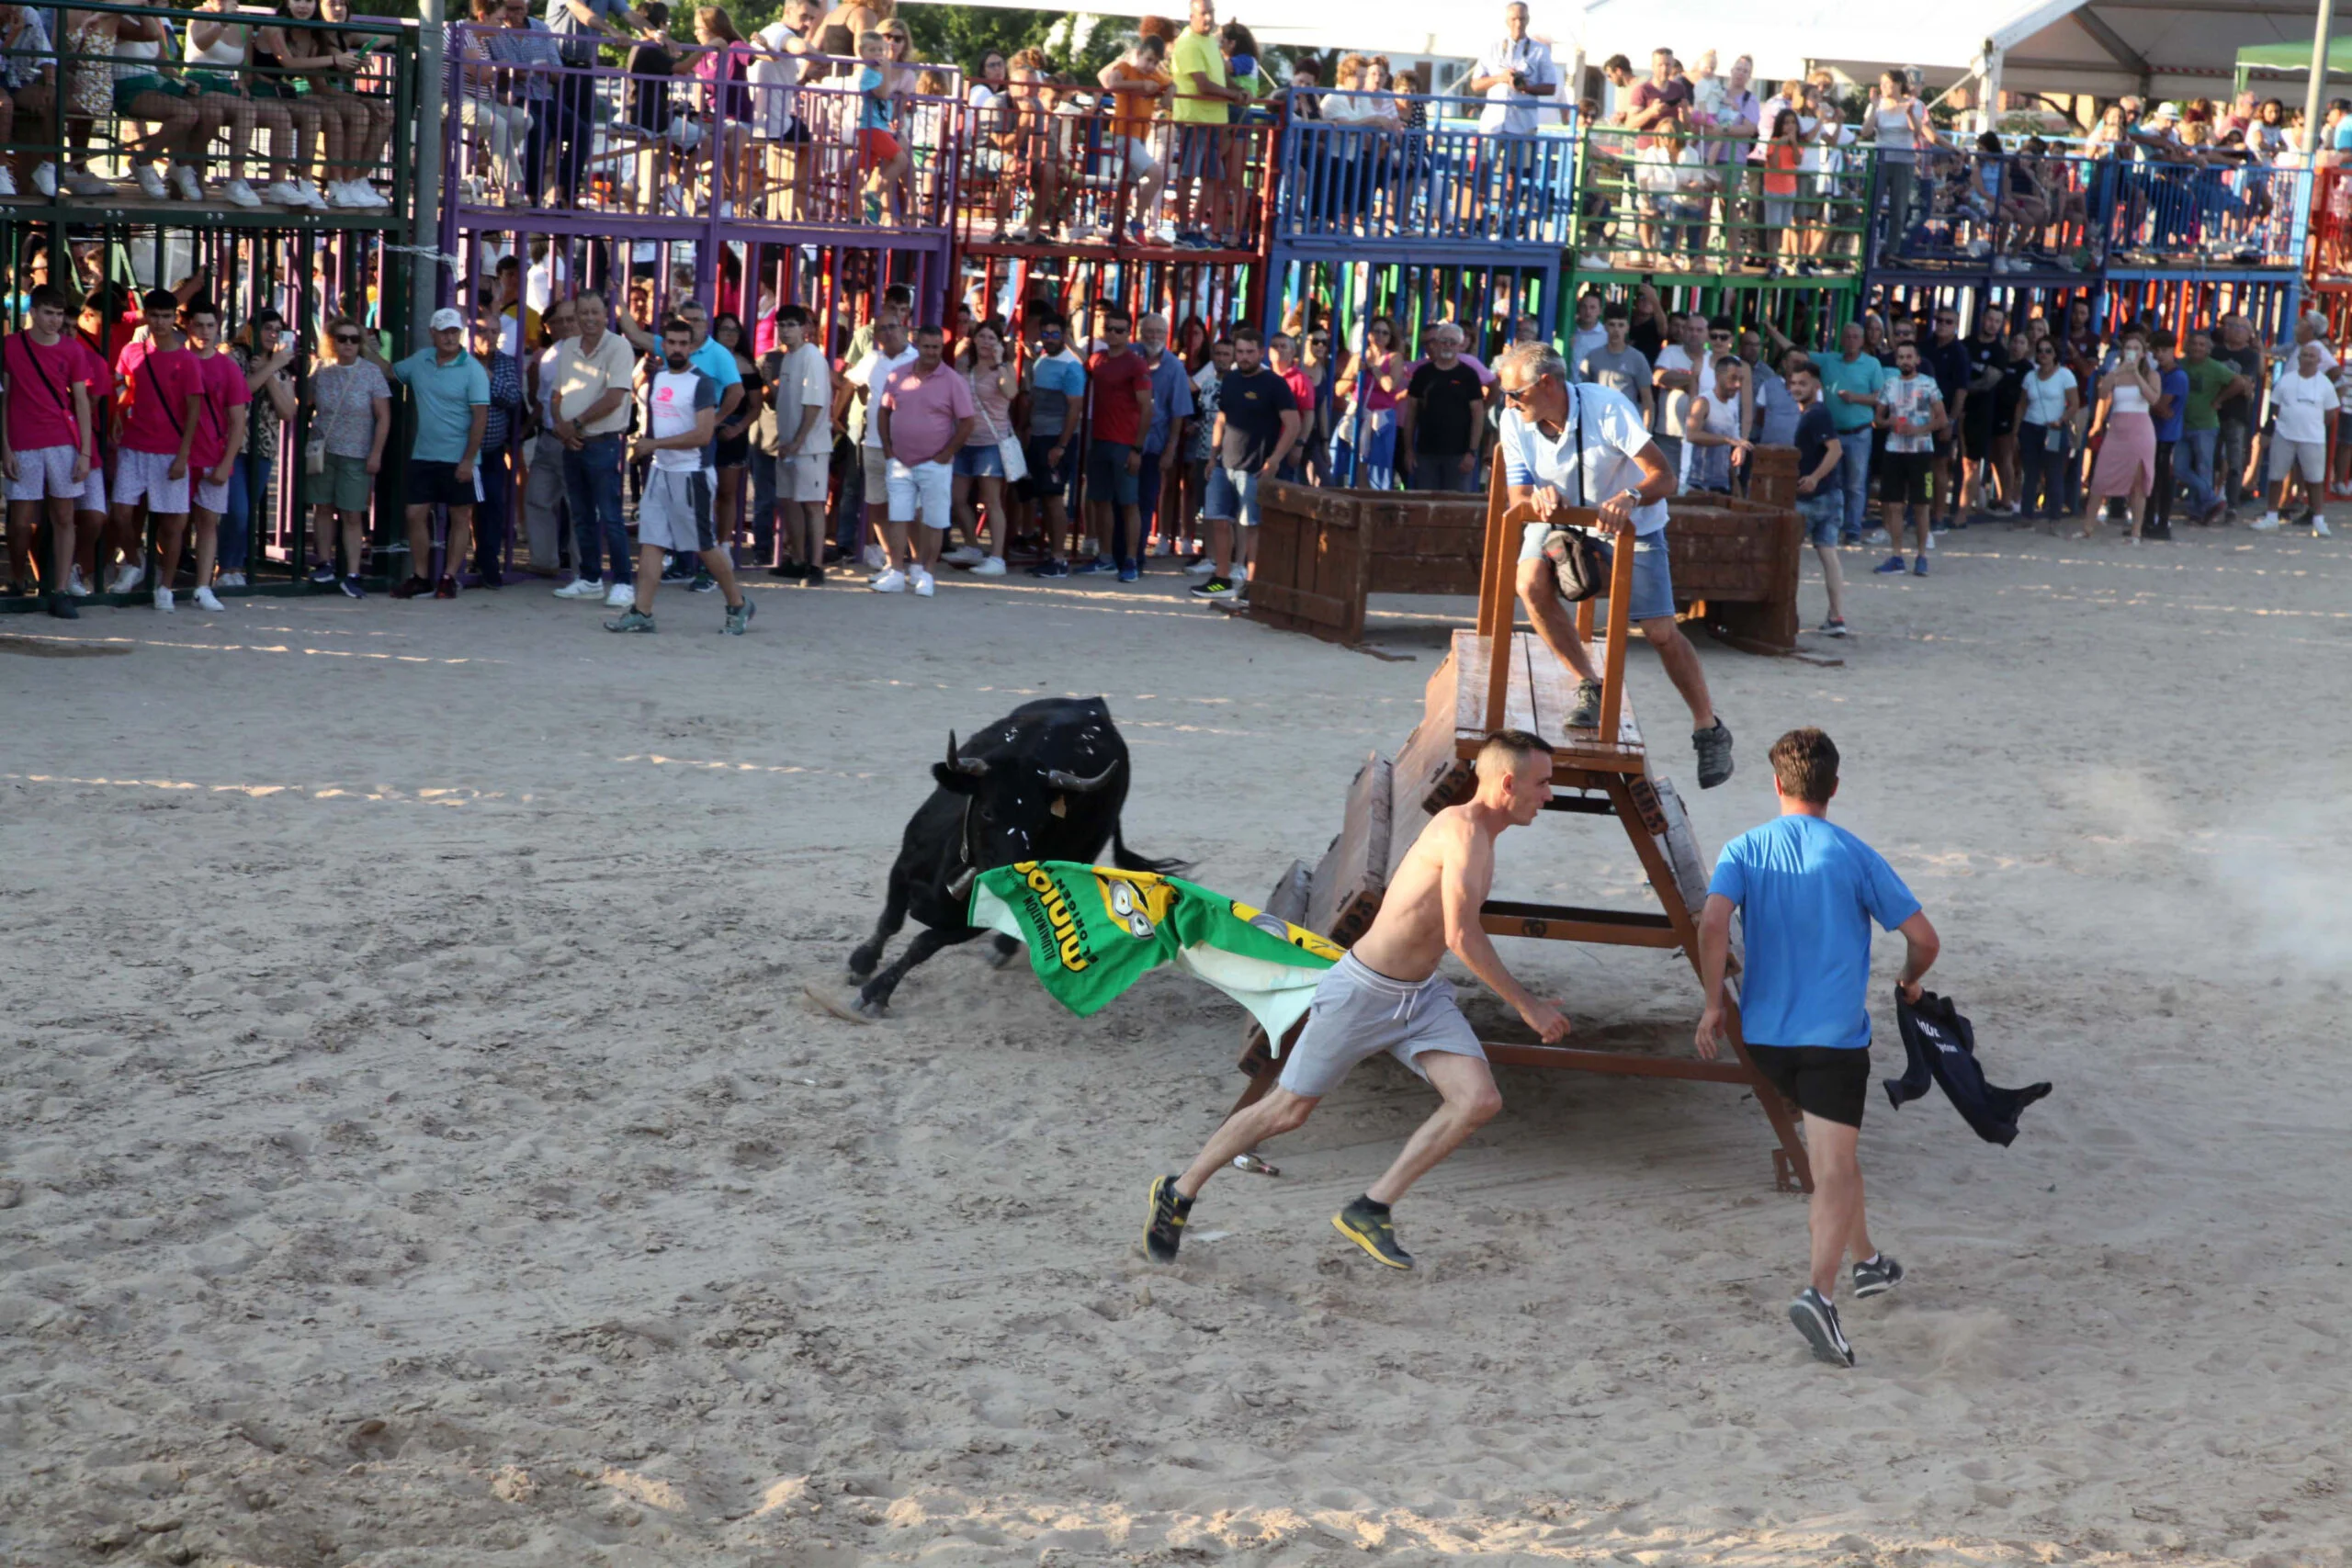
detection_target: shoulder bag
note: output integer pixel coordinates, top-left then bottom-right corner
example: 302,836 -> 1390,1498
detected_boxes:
973,365 -> 1025,483
1538,389 -> 1610,603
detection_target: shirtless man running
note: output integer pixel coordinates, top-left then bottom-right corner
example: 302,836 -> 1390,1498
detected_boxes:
1144,729 -> 1572,1269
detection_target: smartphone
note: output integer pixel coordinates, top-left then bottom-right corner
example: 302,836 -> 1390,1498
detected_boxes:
279,330 -> 298,352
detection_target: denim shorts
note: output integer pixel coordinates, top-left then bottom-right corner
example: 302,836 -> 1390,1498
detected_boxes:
1085,440 -> 1139,505
1203,464 -> 1262,526
1798,488 -> 1844,547
1518,523 -> 1677,622
953,442 -> 1004,479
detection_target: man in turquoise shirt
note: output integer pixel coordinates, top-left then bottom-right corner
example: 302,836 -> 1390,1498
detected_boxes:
377,307 -> 491,599
1696,727 -> 1940,1369
1814,321 -> 1886,545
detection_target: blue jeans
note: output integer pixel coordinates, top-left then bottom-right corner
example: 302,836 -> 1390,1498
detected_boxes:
2180,426 -> 2219,515
562,434 -> 631,583
1835,434 -> 1871,539
220,451 -> 272,572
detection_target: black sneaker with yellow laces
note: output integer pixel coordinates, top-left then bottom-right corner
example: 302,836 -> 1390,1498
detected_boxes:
1144,1174 -> 1192,1263
1332,1196 -> 1414,1269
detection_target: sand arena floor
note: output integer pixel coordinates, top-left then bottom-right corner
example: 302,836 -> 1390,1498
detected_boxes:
3,526 -> 2347,1567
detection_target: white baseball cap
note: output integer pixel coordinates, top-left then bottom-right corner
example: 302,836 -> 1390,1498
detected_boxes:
428,307 -> 466,333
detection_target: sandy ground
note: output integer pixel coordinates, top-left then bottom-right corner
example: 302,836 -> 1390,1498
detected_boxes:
3,525 -> 2348,1568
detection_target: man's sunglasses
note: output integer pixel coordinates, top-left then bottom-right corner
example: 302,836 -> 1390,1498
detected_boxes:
1501,375 -> 1550,405
334,333 -> 361,344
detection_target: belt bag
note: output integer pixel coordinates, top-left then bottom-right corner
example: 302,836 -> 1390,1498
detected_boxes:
1540,393 -> 1609,604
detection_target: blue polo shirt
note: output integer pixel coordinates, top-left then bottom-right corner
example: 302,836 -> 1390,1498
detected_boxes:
1708,813 -> 1920,1050
391,349 -> 491,464
1140,349 -> 1196,456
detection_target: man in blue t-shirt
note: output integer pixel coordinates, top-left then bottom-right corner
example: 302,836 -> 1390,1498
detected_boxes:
1696,727 -> 1940,1369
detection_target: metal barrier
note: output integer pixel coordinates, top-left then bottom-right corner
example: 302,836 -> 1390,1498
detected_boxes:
1570,124 -> 1873,277
1274,94 -> 1575,247
2309,165 -> 2352,281
445,26 -> 956,231
2101,156 -> 2305,269
2,0 -> 410,212
952,90 -> 1277,254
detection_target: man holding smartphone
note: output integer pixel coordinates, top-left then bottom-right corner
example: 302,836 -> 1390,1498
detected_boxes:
1468,3 -> 1558,225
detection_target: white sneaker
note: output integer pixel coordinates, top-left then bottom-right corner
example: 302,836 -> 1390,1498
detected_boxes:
138,165 -> 172,199
153,586 -> 175,613
861,544 -> 888,572
66,566 -> 92,597
603,582 -> 635,608
216,571 -> 245,588
327,179 -> 367,209
869,568 -> 908,593
0,165 -> 17,197
1184,556 -> 1217,574
911,568 -> 935,597
941,544 -> 985,568
192,586 -> 224,612
971,555 -> 1006,577
353,180 -> 390,209
2254,512 -> 2281,532
2314,514 -> 2333,538
261,179 -> 306,207
177,166 -> 213,203
295,177 -> 327,207
109,563 -> 144,594
554,577 -> 605,599
64,167 -> 114,197
31,162 -> 55,197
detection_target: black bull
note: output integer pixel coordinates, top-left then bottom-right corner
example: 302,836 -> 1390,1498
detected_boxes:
843,697 -> 1182,1016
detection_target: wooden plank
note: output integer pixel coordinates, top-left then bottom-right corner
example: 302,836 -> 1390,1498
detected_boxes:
1477,908 -> 1683,947
1306,753 -> 1393,946
1448,630 -> 1645,767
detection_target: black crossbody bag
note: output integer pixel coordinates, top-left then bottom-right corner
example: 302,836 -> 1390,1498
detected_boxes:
1538,388 -> 1610,603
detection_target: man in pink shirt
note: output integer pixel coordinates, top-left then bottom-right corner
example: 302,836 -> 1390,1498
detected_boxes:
110,288 -> 203,611
175,299 -> 253,614
875,323 -> 975,596
1,286 -> 96,618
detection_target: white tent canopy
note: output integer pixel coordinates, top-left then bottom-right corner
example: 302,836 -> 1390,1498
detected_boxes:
918,0 -> 2333,99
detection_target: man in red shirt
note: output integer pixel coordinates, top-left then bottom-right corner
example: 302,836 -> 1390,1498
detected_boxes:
175,299 -> 253,614
1080,305 -> 1153,581
109,289 -> 203,609
0,287 -> 97,617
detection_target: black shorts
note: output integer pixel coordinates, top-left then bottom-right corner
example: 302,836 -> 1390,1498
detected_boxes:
406,458 -> 481,509
1747,1043 -> 1871,1128
1879,450 -> 1931,505
1962,404 -> 1997,460
1021,435 -> 1073,502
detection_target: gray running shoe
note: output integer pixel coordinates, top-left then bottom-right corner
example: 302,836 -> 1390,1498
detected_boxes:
1566,677 -> 1604,729
1693,717 -> 1735,789
723,597 -> 756,637
605,608 -> 656,633
1852,1253 -> 1906,1298
1790,1286 -> 1856,1366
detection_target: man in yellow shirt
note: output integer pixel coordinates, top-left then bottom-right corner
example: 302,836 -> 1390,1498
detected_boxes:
1168,0 -> 1247,247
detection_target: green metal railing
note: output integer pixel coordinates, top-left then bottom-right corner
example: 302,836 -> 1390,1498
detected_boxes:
1568,123 -> 1877,282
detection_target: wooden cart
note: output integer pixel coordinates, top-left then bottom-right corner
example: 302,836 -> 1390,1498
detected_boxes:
1238,451 -> 1814,1191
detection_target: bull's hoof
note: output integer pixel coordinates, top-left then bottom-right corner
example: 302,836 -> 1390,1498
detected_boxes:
845,952 -> 879,983
803,981 -> 882,1024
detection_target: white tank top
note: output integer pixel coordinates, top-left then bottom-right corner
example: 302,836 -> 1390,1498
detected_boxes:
1874,101 -> 1918,156
186,18 -> 248,68
2109,376 -> 2150,416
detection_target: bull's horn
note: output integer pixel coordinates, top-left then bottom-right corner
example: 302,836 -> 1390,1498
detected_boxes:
945,865 -> 978,898
1044,761 -> 1120,793
944,731 -> 989,776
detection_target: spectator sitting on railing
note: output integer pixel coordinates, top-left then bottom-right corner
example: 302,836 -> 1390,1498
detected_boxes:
544,0 -> 649,205
854,28 -> 912,222
673,7 -> 753,217
1098,36 -> 1172,245
185,0 -> 318,209
456,0 -> 528,203
266,0 -> 390,209
71,9 -> 203,202
0,3 -> 56,199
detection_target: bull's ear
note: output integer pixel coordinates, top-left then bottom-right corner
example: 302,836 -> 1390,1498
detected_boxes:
933,763 -> 982,794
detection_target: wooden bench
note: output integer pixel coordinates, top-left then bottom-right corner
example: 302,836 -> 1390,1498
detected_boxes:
1230,451 -> 1812,1192
1246,446 -> 1806,653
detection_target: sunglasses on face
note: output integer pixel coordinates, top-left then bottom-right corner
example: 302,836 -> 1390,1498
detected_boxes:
334,333 -> 360,343
1501,376 -> 1547,405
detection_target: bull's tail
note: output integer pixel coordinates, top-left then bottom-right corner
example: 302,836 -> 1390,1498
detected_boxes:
1112,825 -> 1189,878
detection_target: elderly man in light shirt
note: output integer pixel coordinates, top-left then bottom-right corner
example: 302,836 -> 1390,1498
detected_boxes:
1467,2 -> 1558,234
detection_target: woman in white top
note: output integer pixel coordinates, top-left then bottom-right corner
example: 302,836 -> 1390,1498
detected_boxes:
2015,336 -> 2080,525
1861,70 -> 1930,260
1319,53 -> 1394,231
2084,328 -> 2162,540
185,0 -> 309,208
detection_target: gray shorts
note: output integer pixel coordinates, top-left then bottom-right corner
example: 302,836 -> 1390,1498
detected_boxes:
1277,951 -> 1486,1098
639,466 -> 718,556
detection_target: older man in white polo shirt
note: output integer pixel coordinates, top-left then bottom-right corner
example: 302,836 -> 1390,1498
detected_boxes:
1467,2 -> 1559,235
1493,338 -> 1735,789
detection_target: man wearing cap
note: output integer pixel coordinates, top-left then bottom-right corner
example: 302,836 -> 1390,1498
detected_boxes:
368,308 -> 490,600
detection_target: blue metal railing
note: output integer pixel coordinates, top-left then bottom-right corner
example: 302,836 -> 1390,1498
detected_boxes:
1273,93 -> 1576,246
